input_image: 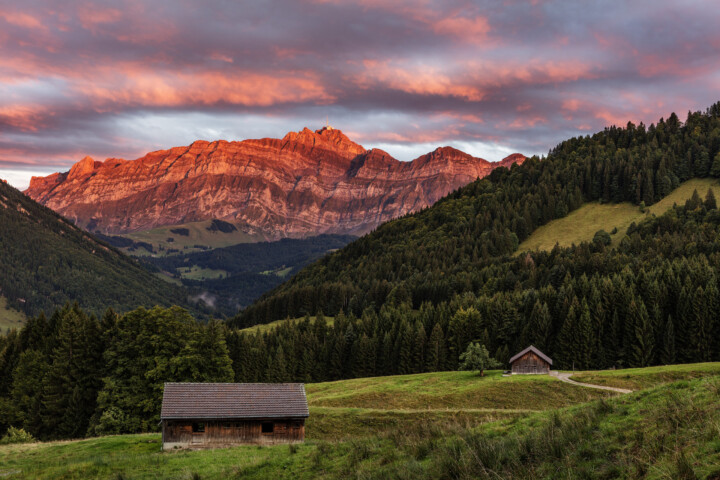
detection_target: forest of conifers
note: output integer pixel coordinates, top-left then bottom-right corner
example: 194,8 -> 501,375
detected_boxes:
0,180 -> 197,318
2,105 -> 720,441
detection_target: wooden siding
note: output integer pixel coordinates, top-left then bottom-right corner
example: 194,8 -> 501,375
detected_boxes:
510,351 -> 550,374
162,418 -> 304,449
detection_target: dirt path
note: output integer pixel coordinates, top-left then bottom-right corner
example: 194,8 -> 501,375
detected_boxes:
550,371 -> 633,394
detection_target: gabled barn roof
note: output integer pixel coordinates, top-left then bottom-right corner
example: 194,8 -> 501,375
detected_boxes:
508,345 -> 553,366
161,383 -> 309,420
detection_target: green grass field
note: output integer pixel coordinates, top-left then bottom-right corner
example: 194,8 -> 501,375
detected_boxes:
570,362 -> 720,390
177,266 -> 228,280
121,219 -> 265,256
0,296 -> 26,332
517,178 -> 720,253
238,316 -> 335,335
306,370 -> 611,411
3,364 -> 719,479
260,266 -> 293,278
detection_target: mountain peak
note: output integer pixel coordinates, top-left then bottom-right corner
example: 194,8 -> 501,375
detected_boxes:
68,156 -> 99,180
282,126 -> 366,158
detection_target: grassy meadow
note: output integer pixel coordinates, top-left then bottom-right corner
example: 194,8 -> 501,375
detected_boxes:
0,296 -> 25,332
306,370 -> 611,411
570,362 -> 720,390
517,178 -> 720,253
2,364 -> 719,479
238,316 -> 335,335
121,219 -> 265,256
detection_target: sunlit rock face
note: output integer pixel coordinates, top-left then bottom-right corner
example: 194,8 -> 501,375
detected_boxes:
26,127 -> 525,238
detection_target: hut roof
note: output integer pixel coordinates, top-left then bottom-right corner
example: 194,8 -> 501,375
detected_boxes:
161,383 -> 309,420
508,346 -> 553,366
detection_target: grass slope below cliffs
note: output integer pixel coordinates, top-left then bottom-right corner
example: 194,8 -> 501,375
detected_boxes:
1,365 -> 719,479
0,182 -> 197,320
119,219 -> 266,256
517,178 -> 720,252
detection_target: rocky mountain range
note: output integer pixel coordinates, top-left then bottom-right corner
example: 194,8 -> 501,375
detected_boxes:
25,127 -> 524,238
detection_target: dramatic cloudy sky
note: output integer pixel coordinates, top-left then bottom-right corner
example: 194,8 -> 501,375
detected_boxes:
1,0 -> 719,189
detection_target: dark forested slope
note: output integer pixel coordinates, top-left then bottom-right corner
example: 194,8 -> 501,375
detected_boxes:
220,106 -> 720,379
236,105 -> 720,327
0,181 -> 193,317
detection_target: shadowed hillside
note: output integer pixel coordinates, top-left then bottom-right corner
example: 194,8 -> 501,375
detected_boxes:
0,181 -> 197,320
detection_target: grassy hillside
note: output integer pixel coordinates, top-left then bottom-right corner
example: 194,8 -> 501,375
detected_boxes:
1,365 -> 718,479
517,178 -> 720,252
305,370 -> 611,441
306,370 -> 610,411
570,362 -> 720,390
238,315 -> 335,335
121,219 -> 265,255
0,182 -> 198,319
0,297 -> 25,332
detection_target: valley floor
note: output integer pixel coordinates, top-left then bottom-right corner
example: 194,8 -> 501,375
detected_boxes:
1,363 -> 719,479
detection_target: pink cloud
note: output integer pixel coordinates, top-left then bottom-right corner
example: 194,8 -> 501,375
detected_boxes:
507,115 -> 547,129
77,5 -> 123,30
350,61 -> 485,100
0,11 -> 45,30
561,99 -> 582,112
432,15 -> 490,44
209,52 -> 234,63
75,69 -> 335,109
0,104 -> 46,131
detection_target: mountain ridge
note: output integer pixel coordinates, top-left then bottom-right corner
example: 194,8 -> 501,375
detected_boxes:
25,127 -> 524,237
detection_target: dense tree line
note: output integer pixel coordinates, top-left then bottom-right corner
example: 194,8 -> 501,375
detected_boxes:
226,195 -> 720,384
0,305 -> 232,440
235,105 -> 720,326
0,181 -> 201,319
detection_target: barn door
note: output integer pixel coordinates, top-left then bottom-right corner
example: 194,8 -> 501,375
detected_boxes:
192,422 -> 205,444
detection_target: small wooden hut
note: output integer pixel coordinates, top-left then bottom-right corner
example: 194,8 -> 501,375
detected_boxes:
160,383 -> 309,450
508,346 -> 552,374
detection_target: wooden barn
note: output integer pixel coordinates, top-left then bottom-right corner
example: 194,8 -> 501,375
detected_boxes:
160,383 -> 309,450
508,346 -> 553,374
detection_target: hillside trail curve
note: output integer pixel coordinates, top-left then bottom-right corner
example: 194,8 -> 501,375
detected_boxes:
550,371 -> 633,394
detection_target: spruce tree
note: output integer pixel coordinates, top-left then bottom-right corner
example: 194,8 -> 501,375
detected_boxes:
425,323 -> 445,372
691,286 -> 713,361
557,299 -> 579,369
42,309 -> 102,439
710,152 -> 720,177
412,323 -> 426,373
694,149 -> 710,177
197,320 -> 234,383
397,323 -> 414,374
630,300 -> 654,367
328,334 -> 346,379
576,300 -> 594,369
704,188 -> 718,210
266,345 -> 288,383
661,316 -> 676,364
10,350 -> 48,437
